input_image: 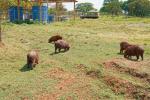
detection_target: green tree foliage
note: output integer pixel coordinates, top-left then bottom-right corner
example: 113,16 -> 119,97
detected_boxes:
76,2 -> 95,13
121,1 -> 128,15
127,0 -> 150,17
48,8 -> 56,14
100,0 -> 122,16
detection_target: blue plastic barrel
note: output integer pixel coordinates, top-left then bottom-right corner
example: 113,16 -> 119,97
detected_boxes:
32,6 -> 40,21
48,15 -> 54,23
42,6 -> 48,22
9,6 -> 23,22
32,6 -> 48,22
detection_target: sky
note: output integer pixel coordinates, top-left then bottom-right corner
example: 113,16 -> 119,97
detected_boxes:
63,0 -> 127,11
63,0 -> 103,11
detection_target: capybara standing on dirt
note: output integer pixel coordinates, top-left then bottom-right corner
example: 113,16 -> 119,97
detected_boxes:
124,45 -> 144,61
27,50 -> 39,69
48,35 -> 62,43
120,41 -> 131,54
54,40 -> 70,53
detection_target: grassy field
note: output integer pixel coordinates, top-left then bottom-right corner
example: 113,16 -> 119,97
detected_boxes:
0,16 -> 150,100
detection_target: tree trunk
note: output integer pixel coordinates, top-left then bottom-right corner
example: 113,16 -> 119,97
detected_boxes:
0,16 -> 2,42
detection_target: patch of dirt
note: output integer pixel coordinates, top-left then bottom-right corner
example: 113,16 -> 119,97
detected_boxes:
21,97 -> 29,100
36,67 -> 96,100
104,76 -> 150,99
103,58 -> 150,81
76,64 -> 101,79
44,67 -> 74,81
86,70 -> 101,78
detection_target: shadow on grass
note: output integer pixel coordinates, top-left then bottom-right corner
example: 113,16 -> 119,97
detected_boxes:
20,64 -> 33,72
125,58 -> 141,62
128,59 -> 140,62
117,52 -> 123,55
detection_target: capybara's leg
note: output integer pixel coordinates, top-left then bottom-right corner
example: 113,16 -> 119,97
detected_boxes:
32,59 -> 36,68
59,48 -> 61,52
64,48 -> 67,51
127,55 -> 130,59
120,48 -> 123,54
35,58 -> 38,64
141,54 -> 143,61
27,63 -> 30,68
136,55 -> 139,61
27,58 -> 31,68
55,46 -> 57,53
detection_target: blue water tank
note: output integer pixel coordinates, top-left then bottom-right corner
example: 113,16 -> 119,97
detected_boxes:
9,6 -> 23,22
32,6 -> 40,21
32,6 -> 48,22
48,15 -> 54,23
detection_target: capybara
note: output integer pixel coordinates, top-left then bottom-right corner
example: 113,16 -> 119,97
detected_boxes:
27,50 -> 39,69
120,41 -> 131,54
48,35 -> 62,43
124,45 -> 144,61
54,40 -> 70,53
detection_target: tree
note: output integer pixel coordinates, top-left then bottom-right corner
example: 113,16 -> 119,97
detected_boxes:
76,2 -> 95,13
48,8 -> 56,15
120,0 -> 150,17
128,0 -> 150,17
0,13 -> 2,43
103,0 -> 112,4
100,0 -> 122,16
121,1 -> 128,15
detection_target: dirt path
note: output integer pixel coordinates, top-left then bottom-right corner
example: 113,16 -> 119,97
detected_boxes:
35,67 -> 97,100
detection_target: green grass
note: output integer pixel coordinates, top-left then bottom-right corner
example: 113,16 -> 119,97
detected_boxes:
0,16 -> 150,100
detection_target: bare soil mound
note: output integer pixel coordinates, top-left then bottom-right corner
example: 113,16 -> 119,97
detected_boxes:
103,58 -> 150,81
104,76 -> 150,99
103,58 -> 150,99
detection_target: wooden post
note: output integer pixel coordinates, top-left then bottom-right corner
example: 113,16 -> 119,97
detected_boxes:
47,0 -> 49,7
17,0 -> 20,21
38,0 -> 43,22
56,1 -> 59,21
25,0 -> 27,20
73,0 -> 76,20
0,16 -> 2,42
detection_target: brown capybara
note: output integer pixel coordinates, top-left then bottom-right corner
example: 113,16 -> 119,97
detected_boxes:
27,50 -> 39,69
54,40 -> 70,53
124,45 -> 144,61
48,35 -> 62,43
120,41 -> 131,54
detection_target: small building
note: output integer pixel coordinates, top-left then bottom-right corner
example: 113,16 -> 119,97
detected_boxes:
80,10 -> 99,19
